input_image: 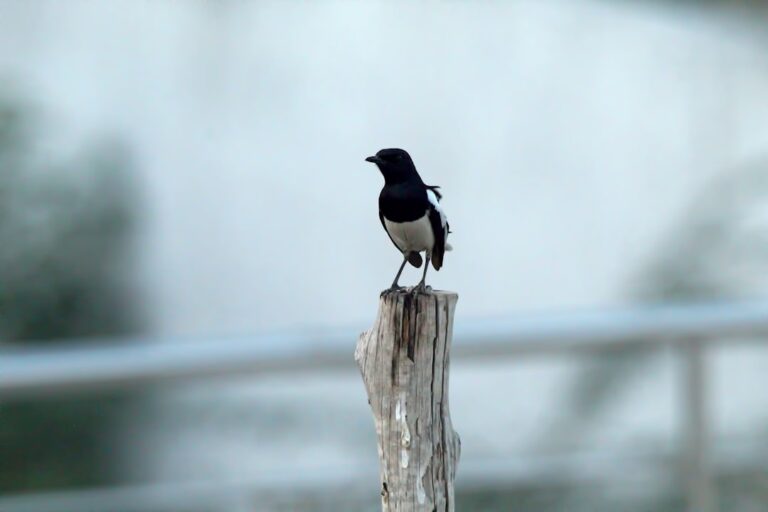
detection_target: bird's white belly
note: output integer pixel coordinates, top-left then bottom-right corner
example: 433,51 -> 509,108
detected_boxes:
384,213 -> 434,253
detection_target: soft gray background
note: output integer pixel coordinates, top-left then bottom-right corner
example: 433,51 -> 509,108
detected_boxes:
2,1 -> 768,510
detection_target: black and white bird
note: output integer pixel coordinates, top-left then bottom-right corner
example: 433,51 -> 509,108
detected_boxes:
365,148 -> 451,292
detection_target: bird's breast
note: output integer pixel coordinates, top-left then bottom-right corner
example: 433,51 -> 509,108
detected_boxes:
384,212 -> 435,253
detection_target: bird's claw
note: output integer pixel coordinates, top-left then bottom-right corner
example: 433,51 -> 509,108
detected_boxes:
381,285 -> 405,297
381,284 -> 432,296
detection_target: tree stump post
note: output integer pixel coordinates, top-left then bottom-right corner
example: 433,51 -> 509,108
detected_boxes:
355,290 -> 460,511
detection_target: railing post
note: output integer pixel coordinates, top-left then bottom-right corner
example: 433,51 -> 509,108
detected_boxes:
681,338 -> 716,512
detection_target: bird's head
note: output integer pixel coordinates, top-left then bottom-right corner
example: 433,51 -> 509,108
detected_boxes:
365,148 -> 419,184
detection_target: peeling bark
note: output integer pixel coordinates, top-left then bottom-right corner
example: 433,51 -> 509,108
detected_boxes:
355,291 -> 460,511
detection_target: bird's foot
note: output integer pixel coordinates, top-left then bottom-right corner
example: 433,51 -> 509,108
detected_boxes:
411,282 -> 432,294
381,285 -> 405,297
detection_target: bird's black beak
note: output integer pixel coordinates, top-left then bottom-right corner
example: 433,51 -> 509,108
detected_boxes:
365,155 -> 382,165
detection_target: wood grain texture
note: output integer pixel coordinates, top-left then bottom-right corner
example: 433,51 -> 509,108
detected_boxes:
355,290 -> 460,511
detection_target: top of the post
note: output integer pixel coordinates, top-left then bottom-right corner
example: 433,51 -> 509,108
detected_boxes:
379,288 -> 459,306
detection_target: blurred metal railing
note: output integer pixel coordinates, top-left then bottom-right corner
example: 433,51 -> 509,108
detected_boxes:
3,299 -> 768,512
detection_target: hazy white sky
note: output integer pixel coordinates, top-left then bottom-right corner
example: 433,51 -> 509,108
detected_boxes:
1,0 -> 767,336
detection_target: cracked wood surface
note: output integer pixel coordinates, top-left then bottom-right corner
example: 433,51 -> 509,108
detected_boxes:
355,291 -> 460,511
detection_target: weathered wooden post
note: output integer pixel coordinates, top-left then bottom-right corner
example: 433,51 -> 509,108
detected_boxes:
355,290 -> 461,511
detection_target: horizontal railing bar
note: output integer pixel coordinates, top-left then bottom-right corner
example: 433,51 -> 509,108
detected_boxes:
1,444 -> 767,512
453,299 -> 768,355
1,300 -> 768,399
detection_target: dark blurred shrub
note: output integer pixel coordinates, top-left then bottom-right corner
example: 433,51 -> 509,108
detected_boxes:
0,93 -> 142,492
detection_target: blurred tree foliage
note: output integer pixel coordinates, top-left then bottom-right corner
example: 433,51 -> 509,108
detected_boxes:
549,161 -> 768,443
0,94 -> 142,492
539,161 -> 768,510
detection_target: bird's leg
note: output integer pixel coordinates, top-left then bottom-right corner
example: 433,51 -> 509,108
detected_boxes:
414,254 -> 431,293
387,255 -> 409,292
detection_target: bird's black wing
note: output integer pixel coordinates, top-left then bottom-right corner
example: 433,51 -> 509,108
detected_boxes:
379,211 -> 422,268
427,202 -> 447,271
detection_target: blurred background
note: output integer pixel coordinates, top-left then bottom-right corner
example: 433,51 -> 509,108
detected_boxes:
2,0 -> 768,510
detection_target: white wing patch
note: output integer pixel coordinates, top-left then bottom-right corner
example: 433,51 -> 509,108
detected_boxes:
426,189 -> 448,228
427,188 -> 452,251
